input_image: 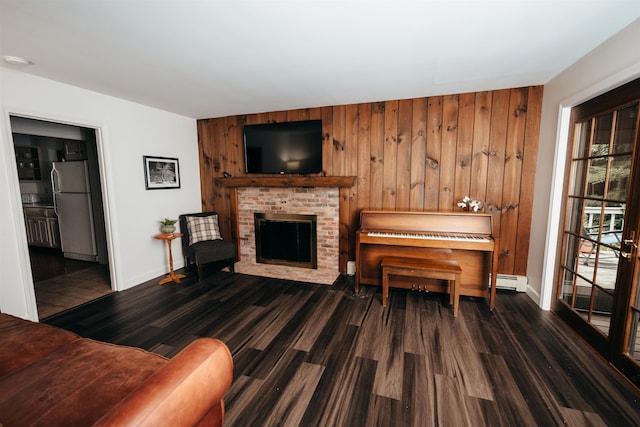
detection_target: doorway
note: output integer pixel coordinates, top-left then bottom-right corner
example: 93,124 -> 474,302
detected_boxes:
554,78 -> 640,388
11,116 -> 112,319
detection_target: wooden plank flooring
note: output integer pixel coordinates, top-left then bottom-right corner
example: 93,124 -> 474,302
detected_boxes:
45,269 -> 640,426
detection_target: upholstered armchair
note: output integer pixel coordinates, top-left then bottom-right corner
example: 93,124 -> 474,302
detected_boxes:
179,212 -> 236,281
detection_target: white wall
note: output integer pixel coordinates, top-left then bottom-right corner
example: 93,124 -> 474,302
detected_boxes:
0,68 -> 202,320
528,18 -> 640,309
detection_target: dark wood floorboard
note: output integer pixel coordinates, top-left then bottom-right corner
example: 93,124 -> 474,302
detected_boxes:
29,246 -> 96,282
45,269 -> 640,426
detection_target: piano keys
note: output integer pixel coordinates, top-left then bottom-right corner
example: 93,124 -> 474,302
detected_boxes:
355,210 -> 498,310
366,231 -> 492,242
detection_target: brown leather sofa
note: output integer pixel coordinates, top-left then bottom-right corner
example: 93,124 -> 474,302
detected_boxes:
0,313 -> 233,426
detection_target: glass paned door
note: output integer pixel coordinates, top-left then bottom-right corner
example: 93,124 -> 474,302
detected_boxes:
559,108 -> 632,338
555,90 -> 640,387
630,267 -> 640,363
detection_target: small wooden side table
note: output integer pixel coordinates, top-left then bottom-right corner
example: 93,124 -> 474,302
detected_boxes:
154,233 -> 186,285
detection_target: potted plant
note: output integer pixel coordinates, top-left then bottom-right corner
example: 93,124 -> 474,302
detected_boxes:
159,218 -> 178,234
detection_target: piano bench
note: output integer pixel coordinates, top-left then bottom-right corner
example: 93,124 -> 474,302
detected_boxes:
381,257 -> 462,317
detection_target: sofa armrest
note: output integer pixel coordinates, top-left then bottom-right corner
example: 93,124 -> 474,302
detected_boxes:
95,338 -> 233,427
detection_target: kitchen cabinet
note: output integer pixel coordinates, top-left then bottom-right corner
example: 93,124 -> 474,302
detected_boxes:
15,146 -> 41,180
64,140 -> 87,160
24,207 -> 60,248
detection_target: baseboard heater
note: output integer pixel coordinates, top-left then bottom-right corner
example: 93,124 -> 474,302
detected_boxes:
492,274 -> 527,292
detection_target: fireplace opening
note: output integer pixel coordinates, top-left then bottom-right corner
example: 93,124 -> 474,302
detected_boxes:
254,213 -> 317,269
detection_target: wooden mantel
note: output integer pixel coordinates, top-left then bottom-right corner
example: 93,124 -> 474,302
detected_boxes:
215,176 -> 357,188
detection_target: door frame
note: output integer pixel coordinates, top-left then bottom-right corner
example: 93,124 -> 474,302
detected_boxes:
552,78 -> 640,387
540,69 -> 640,311
4,109 -> 120,319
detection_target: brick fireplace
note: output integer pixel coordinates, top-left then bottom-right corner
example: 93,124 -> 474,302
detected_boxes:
235,186 -> 340,284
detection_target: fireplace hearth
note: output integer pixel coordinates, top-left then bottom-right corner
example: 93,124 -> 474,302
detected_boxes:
254,213 -> 317,269
236,186 -> 339,282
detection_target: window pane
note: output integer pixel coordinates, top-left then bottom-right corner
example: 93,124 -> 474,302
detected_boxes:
627,269 -> 640,360
587,157 -> 607,198
576,250 -> 596,280
564,232 -> 582,269
560,269 -> 575,306
570,159 -> 589,196
628,309 -> 640,361
603,202 -> 624,235
591,287 -> 613,337
592,112 -> 613,155
613,104 -> 638,154
575,278 -> 593,314
596,202 -> 623,251
567,197 -> 584,236
607,154 -> 632,201
593,250 -> 617,293
584,201 -> 603,235
574,120 -> 592,158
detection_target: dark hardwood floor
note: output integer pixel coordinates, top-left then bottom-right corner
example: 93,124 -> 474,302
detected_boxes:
45,268 -> 640,426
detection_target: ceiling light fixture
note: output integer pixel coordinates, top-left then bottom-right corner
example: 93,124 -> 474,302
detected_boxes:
3,55 -> 32,66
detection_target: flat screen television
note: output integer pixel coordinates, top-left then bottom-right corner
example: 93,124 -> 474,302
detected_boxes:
243,120 -> 323,174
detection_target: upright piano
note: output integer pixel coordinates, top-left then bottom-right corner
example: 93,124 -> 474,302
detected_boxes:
355,210 -> 498,310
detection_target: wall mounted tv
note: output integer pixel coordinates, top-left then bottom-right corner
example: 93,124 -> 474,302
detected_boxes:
243,120 -> 323,175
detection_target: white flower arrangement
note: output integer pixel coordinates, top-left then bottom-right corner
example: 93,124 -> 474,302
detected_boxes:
457,196 -> 483,212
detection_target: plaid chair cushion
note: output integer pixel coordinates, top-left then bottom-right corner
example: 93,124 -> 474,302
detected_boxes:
186,215 -> 222,245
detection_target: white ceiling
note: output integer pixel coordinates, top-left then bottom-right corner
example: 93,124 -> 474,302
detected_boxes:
1,1 -> 639,120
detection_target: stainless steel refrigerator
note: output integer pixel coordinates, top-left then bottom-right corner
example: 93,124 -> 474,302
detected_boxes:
52,160 -> 97,261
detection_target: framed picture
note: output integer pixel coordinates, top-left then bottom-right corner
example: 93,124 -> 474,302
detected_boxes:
143,156 -> 180,190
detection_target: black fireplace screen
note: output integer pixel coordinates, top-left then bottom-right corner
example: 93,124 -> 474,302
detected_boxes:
254,213 -> 317,269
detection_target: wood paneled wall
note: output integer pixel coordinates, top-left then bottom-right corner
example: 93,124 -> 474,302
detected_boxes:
197,86 -> 543,276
